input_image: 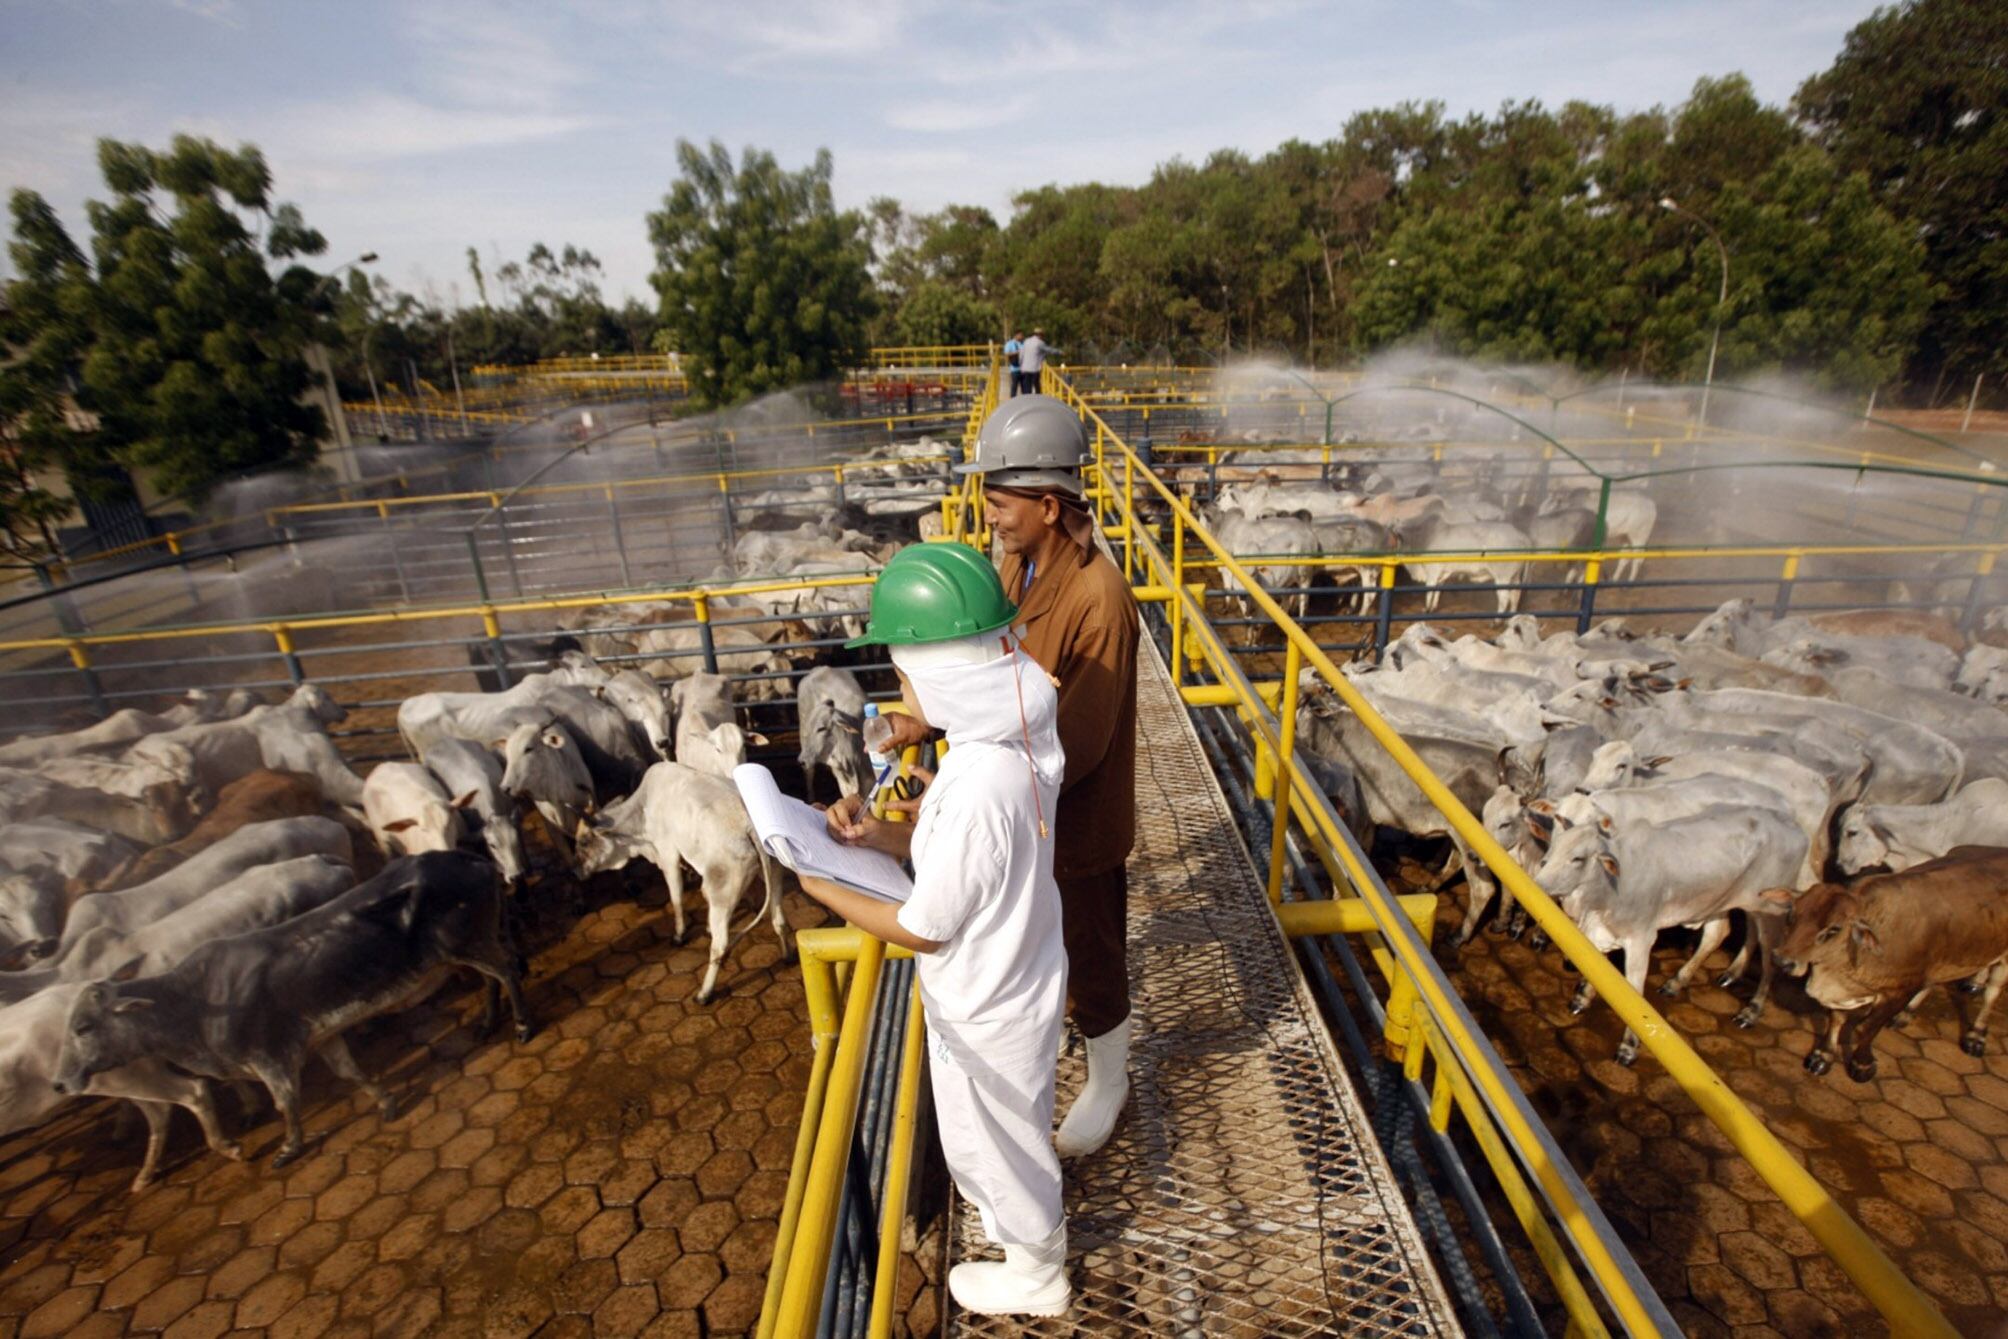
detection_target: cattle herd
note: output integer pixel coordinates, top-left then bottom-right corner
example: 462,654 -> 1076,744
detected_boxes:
2,437 -> 2004,1231
1184,448 -> 1659,619
1300,597 -> 2008,1076
0,554 -> 886,1193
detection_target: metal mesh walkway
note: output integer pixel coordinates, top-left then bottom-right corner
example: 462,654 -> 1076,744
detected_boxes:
948,633 -> 1459,1337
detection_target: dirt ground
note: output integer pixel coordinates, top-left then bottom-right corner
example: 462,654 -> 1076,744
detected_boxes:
0,848 -> 841,1339
1437,906 -> 2008,1339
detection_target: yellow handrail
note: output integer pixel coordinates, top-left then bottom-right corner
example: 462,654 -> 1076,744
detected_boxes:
1050,365 -> 1958,1336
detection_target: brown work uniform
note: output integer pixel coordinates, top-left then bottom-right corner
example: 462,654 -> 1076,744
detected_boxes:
999,531 -> 1138,1039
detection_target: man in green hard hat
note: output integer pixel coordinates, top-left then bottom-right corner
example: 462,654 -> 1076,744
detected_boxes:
797,543 -> 1074,1318
833,398 -> 1140,1163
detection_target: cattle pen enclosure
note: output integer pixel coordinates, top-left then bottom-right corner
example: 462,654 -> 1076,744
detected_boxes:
2,354 -> 2006,1337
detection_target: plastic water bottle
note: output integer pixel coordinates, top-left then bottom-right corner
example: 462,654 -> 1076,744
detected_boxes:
862,703 -> 894,772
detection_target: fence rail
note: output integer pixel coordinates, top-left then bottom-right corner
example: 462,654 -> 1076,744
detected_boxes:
1048,365 -> 1961,1335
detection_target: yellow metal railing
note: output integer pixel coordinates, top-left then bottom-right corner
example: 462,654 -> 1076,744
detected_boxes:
0,571 -> 883,681
864,343 -> 994,369
1047,365 -> 1958,1337
46,409 -> 973,577
759,700 -> 939,1339
261,456 -> 949,527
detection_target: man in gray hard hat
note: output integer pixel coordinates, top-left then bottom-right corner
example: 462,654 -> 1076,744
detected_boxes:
959,394 -> 1139,1158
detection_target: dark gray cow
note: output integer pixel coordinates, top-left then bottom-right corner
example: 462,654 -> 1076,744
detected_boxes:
52,850 -> 531,1167
795,666 -> 872,800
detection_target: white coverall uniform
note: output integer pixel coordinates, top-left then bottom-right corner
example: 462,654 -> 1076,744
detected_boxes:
893,639 -> 1069,1247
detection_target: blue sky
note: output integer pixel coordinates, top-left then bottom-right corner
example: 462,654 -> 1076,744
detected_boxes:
2,0 -> 1882,305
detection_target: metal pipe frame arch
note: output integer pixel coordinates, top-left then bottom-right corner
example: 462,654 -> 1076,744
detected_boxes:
1551,379 -> 1994,469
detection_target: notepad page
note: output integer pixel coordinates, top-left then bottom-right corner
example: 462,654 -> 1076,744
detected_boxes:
732,764 -> 915,903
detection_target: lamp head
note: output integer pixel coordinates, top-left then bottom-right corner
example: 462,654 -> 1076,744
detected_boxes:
359,251 -> 379,264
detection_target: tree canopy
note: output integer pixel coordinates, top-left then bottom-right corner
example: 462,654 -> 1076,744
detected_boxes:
648,141 -> 877,406
5,135 -> 331,509
1796,0 -> 2008,399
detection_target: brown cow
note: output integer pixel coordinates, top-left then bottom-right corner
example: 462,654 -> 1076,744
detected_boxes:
103,770 -> 326,891
1767,845 -> 2008,1081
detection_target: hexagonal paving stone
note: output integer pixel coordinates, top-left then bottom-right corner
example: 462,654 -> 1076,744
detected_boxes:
579,1207 -> 640,1260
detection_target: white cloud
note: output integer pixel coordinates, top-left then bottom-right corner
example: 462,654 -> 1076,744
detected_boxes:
165,0 -> 240,23
403,4 -> 587,112
883,94 -> 1031,134
258,92 -> 598,162
672,0 -> 936,68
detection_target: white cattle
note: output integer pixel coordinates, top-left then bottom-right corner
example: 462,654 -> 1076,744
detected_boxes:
1549,769 -> 1808,915
1541,490 -> 1656,581
1761,637 -> 1962,693
1835,779 -> 2008,875
0,821 -> 140,953
363,762 -> 471,857
574,762 -> 788,1003
52,815 -> 353,960
672,672 -> 767,778
421,738 -> 528,887
130,683 -> 365,808
1535,805 -> 1808,1061
1394,516 -> 1531,615
1392,624 -> 1585,692
0,688 -> 254,766
402,681 -> 648,803
632,623 -> 804,701
0,854 -> 356,1006
733,522 -> 879,574
600,669 -> 676,759
35,743 -> 207,808
1684,688 -> 1964,806
1957,646 -> 2008,705
1577,740 -> 1846,888
0,983 -> 242,1192
1824,667 -> 2008,742
1297,684 -> 1512,945
1208,506 -> 1320,621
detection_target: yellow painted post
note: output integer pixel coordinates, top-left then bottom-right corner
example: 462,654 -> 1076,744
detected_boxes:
1121,452 -> 1136,581
1383,899 -> 1436,1065
1266,640 -> 1304,905
865,980 -> 927,1339
775,935 -> 886,1332
1169,512 -> 1186,681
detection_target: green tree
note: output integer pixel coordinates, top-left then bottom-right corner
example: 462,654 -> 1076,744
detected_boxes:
1796,0 -> 2008,400
890,281 -> 998,347
1352,83 -> 1934,391
8,136 -> 334,502
647,141 -> 877,406
2,192 -> 100,555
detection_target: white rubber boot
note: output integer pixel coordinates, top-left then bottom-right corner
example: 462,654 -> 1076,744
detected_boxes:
949,1225 -> 1071,1317
1055,1014 -> 1131,1158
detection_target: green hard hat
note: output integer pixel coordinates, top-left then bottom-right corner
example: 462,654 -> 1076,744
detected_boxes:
846,543 -> 1018,648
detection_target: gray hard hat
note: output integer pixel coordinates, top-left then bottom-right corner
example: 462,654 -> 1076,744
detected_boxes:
957,396 -> 1087,495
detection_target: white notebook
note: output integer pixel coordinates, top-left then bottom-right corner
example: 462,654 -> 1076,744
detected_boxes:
732,764 -> 915,904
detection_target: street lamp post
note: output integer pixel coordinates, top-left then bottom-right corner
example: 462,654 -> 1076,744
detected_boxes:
306,253 -> 377,472
1660,198 -> 1728,430
359,325 -> 389,441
